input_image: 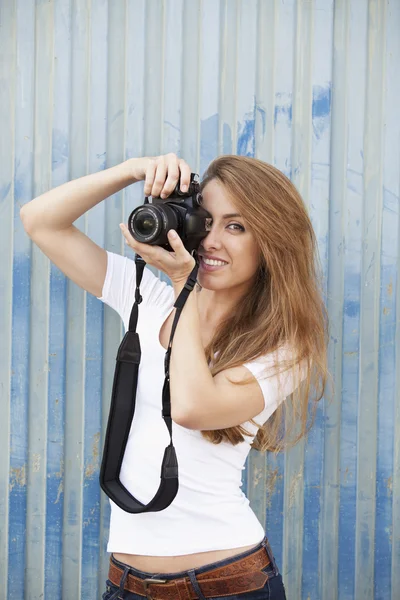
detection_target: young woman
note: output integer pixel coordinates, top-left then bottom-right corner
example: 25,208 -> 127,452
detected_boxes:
21,153 -> 328,599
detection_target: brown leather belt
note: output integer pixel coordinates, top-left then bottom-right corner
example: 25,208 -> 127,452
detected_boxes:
108,547 -> 271,599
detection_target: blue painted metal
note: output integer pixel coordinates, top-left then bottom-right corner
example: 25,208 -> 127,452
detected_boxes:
0,0 -> 399,599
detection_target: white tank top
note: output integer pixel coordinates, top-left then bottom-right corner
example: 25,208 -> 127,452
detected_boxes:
98,251 -> 302,556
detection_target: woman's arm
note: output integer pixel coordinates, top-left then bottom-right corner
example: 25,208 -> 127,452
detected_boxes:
169,280 -> 265,430
20,159 -> 142,234
20,159 -> 146,298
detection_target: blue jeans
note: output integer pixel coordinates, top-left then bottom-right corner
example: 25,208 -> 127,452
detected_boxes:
102,536 -> 286,599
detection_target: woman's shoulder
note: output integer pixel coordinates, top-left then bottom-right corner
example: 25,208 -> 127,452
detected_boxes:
244,343 -> 307,395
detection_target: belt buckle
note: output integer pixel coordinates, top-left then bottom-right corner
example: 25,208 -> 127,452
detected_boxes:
142,578 -> 168,600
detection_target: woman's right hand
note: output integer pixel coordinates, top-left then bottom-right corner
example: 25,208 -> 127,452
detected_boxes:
130,153 -> 192,199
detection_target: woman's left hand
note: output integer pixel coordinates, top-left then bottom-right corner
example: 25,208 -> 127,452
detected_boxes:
120,224 -> 196,285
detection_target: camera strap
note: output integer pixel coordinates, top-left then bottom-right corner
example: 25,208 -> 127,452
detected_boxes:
99,254 -> 199,513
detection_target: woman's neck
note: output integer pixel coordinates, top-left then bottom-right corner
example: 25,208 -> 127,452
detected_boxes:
196,287 -> 241,330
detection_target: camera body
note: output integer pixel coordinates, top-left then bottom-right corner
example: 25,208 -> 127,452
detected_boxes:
127,173 -> 212,253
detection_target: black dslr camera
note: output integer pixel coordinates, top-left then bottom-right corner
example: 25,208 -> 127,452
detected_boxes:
127,173 -> 212,253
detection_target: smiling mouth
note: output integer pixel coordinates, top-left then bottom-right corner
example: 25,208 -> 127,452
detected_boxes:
199,256 -> 228,270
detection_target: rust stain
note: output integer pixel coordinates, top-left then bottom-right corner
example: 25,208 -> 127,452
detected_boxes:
54,481 -> 63,504
32,453 -> 41,473
83,505 -> 99,528
265,468 -> 283,507
387,280 -> 393,297
9,465 -> 26,492
92,432 -> 100,460
85,432 -> 101,478
343,466 -> 349,484
382,307 -> 391,316
386,476 -> 392,496
54,460 -> 64,479
288,470 -> 303,509
252,467 -> 263,488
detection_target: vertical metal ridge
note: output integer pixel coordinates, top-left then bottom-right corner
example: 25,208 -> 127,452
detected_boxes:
283,1 -> 314,595
199,0 -> 221,176
232,0 -> 239,156
267,0 -> 296,575
235,0 -> 257,159
374,1 -> 397,595
355,0 -> 387,597
217,0 -> 237,157
162,0 -> 184,156
393,156 -> 400,600
237,0 -> 265,528
46,2 -> 71,597
159,1 -> 166,154
290,0 -> 314,200
195,0 -> 202,174
62,2 -> 89,597
254,0 -> 276,163
81,1 -> 109,597
26,1 -> 55,596
99,0 -> 127,588
0,0 -> 16,596
303,2 -> 334,598
321,0 -> 349,596
123,0 -> 146,226
143,0 -> 163,156
180,0 -> 200,168
386,5 -> 400,598
9,1 -> 36,598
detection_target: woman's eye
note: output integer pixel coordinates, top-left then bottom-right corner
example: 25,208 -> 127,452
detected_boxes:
227,223 -> 245,232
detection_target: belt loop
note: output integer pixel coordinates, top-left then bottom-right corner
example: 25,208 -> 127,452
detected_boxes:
187,570 -> 207,600
262,537 -> 279,575
109,565 -> 130,600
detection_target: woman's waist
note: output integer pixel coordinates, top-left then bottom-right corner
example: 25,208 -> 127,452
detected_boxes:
112,541 -> 260,574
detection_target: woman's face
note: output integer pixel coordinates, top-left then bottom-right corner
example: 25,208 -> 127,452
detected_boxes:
197,179 -> 261,294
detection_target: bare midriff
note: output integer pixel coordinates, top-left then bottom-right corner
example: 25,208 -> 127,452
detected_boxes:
113,542 -> 259,574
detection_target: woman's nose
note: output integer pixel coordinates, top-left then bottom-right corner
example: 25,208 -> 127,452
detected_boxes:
202,227 -> 223,251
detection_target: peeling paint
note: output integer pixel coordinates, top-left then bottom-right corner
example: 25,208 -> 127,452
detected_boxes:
54,481 -> 63,504
252,467 -> 263,488
265,468 -> 283,507
32,453 -> 41,473
48,460 -> 64,480
288,470 -> 303,509
9,465 -> 27,491
85,433 -> 100,478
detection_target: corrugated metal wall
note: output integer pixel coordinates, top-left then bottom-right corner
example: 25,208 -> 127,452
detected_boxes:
0,0 -> 398,598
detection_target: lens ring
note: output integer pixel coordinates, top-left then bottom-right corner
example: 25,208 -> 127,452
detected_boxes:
130,206 -> 162,242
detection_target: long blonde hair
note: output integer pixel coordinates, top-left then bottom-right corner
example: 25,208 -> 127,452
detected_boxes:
199,156 -> 330,452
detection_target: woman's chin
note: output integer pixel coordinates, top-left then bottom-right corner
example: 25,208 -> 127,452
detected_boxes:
197,273 -> 228,291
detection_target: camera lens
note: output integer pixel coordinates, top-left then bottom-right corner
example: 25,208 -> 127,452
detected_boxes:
128,204 -> 180,246
135,211 -> 158,236
129,206 -> 162,242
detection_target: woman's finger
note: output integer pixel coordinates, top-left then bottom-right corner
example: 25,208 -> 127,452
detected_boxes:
143,160 -> 157,196
120,223 -> 162,262
167,230 -> 194,265
178,159 -> 192,192
151,160 -> 168,198
160,157 -> 180,199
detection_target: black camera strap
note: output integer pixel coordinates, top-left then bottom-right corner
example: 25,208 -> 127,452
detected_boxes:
99,254 -> 199,513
